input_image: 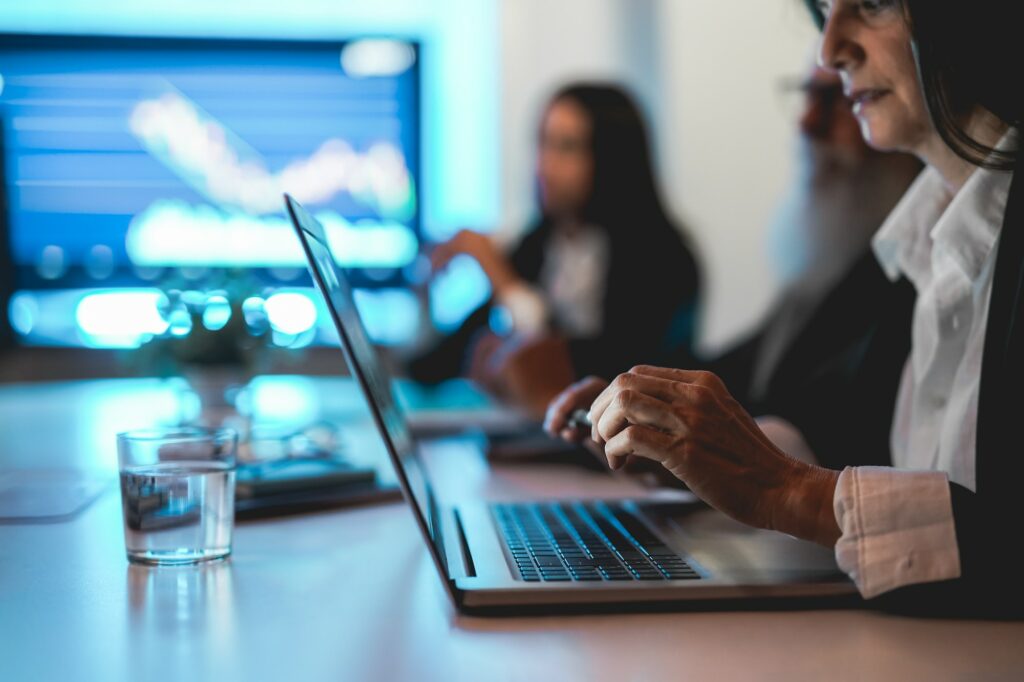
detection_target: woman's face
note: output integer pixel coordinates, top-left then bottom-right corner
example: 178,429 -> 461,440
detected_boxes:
816,0 -> 934,156
537,98 -> 593,220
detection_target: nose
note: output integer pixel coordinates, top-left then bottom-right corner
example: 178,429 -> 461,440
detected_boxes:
817,8 -> 862,75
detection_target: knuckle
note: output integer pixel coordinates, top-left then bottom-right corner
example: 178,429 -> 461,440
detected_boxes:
696,370 -> 723,390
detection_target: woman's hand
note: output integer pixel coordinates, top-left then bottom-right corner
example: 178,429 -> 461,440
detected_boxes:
430,229 -> 519,296
587,365 -> 841,546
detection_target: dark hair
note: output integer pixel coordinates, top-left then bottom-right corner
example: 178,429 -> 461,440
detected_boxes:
804,0 -> 1021,170
540,83 -> 677,233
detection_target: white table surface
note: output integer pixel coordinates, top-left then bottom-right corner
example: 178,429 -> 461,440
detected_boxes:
2,377 -> 1023,682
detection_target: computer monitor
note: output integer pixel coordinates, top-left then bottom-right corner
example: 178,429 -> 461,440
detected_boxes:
0,33 -> 420,348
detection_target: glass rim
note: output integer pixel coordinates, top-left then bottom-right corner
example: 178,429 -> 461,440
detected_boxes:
117,426 -> 238,444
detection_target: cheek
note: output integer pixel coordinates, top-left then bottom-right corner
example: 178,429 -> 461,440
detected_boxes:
572,158 -> 594,195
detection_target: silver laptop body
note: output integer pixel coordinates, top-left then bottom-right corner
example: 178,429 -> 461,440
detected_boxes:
285,195 -> 858,614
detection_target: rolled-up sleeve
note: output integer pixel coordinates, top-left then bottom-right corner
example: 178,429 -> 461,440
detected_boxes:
833,466 -> 962,598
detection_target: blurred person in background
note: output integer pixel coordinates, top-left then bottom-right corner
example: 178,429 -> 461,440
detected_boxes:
706,62 -> 922,467
410,83 -> 701,416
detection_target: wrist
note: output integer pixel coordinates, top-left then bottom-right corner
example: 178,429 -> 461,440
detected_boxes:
772,463 -> 841,547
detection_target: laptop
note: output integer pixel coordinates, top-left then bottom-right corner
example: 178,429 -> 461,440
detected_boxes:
285,195 -> 857,614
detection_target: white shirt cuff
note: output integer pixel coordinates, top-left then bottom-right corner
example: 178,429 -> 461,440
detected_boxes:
496,282 -> 549,336
833,466 -> 961,598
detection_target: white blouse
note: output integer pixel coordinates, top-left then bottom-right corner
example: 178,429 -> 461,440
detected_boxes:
496,226 -> 609,338
833,155 -> 1013,598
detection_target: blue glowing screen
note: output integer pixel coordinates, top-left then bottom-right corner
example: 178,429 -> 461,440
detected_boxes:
0,33 -> 422,348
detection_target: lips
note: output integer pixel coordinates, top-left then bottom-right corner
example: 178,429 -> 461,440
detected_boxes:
848,88 -> 889,113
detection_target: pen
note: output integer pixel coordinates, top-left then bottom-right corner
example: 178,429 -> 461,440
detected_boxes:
567,408 -> 592,431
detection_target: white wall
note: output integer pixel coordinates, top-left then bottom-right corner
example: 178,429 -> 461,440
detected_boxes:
499,0 -> 819,353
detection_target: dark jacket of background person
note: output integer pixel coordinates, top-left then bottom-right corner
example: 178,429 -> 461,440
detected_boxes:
708,250 -> 916,471
409,215 -> 700,384
410,84 -> 701,384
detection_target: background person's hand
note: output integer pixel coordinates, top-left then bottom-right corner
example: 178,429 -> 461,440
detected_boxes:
492,334 -> 576,420
469,334 -> 576,420
543,375 -> 609,442
465,330 -> 505,394
430,229 -> 519,295
587,365 -> 840,546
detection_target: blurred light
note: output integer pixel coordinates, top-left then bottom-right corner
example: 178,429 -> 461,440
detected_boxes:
166,307 -> 193,337
265,291 -> 317,335
269,266 -> 302,282
248,376 -> 319,425
179,266 -> 209,281
241,296 -> 268,334
429,254 -> 491,331
0,73 -> 5,97
341,40 -> 416,78
488,305 -> 513,337
126,200 -> 418,268
180,290 -> 208,308
202,294 -> 231,331
84,244 -> 115,280
133,265 -> 164,281
270,328 -> 315,349
8,291 -> 39,336
74,289 -> 169,348
402,253 -> 432,286
352,288 -> 420,346
37,245 -> 66,280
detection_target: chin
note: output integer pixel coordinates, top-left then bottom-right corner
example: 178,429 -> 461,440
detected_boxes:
858,118 -> 901,154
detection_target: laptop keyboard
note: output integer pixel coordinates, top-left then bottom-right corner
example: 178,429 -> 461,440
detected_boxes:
492,501 -> 700,582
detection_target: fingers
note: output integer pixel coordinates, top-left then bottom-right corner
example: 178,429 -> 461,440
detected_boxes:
602,424 -> 676,471
588,373 -> 680,444
543,376 -> 608,437
594,388 -> 683,445
429,241 -> 458,273
629,365 -> 724,390
429,229 -> 474,273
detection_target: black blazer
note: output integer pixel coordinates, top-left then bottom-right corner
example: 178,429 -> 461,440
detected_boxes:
821,168 -> 1024,616
409,219 -> 701,384
919,166 -> 1024,616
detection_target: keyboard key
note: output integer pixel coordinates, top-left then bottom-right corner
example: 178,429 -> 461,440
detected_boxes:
496,502 -> 701,584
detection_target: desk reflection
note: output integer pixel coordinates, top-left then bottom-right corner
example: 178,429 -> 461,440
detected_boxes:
127,561 -> 235,634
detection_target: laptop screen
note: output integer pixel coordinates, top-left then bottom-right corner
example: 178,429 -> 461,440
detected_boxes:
285,194 -> 440,541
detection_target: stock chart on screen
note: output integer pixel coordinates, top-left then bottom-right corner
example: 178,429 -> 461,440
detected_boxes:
0,33 -> 466,349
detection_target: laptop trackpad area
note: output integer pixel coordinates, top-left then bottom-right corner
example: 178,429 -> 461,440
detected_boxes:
636,500 -> 844,582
